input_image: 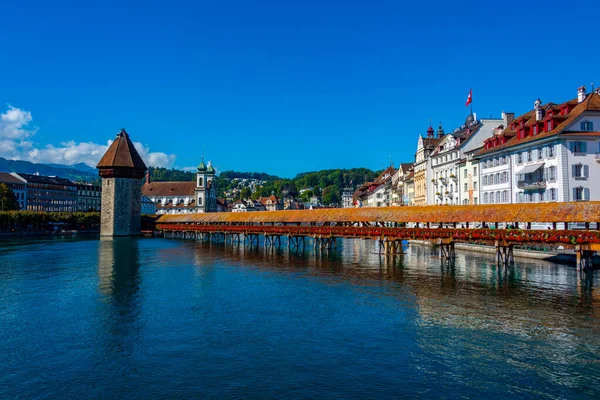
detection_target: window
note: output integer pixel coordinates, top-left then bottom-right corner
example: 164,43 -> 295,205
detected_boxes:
572,164 -> 589,179
540,190 -> 545,202
474,197 -> 478,205
502,190 -> 508,203
493,158 -> 497,167
548,145 -> 555,158
483,176 -> 487,185
548,120 -> 553,130
517,153 -> 522,164
464,183 -> 468,192
573,187 -> 589,201
502,171 -> 508,183
484,193 -> 488,204
548,166 -> 556,181
527,150 -> 533,162
570,141 -> 587,153
496,191 -> 501,203
533,125 -> 538,135
464,169 -> 467,178
550,188 -> 557,201
473,182 -> 477,190
495,173 -> 500,184
473,167 -> 477,176
580,121 -> 594,131
537,148 -> 543,160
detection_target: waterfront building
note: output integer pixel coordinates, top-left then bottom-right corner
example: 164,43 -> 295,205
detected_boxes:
413,125 -> 442,206
142,157 -> 218,214
353,165 -> 395,207
429,115 -> 503,205
341,186 -> 354,208
390,163 -> 413,206
96,129 -> 147,236
477,86 -> 600,203
16,172 -> 77,212
457,148 -> 482,205
76,182 -> 102,212
0,172 -> 27,210
403,167 -> 415,206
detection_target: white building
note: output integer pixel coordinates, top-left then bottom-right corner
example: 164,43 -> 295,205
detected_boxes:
429,115 -> 503,205
142,157 -> 218,214
476,86 -> 600,204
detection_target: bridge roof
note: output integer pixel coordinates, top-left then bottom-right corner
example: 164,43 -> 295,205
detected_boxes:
157,202 -> 600,224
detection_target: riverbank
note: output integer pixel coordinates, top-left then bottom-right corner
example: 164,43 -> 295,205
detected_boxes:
409,239 -> 600,266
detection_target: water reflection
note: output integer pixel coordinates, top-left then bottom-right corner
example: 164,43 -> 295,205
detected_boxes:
97,237 -> 142,356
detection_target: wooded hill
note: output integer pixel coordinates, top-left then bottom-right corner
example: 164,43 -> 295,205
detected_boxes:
148,167 -> 381,205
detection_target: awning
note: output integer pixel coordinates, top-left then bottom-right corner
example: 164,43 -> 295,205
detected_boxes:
518,163 -> 544,175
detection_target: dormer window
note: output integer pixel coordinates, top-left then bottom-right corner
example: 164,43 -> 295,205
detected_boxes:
581,121 -> 594,131
533,125 -> 538,135
547,120 -> 553,131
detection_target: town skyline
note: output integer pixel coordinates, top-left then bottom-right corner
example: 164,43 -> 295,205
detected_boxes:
1,0 -> 598,177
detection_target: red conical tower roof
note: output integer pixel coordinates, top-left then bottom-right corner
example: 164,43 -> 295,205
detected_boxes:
97,129 -> 147,179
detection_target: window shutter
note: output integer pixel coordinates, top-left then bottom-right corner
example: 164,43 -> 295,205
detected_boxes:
573,188 -> 576,201
572,165 -> 576,177
584,165 -> 590,178
584,188 -> 590,201
570,142 -> 574,152
582,142 -> 587,152
543,167 -> 548,181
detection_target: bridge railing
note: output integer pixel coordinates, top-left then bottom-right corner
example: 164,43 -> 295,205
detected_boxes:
157,224 -> 600,247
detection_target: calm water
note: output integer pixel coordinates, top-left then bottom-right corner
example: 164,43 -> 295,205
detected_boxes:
1,236 -> 599,399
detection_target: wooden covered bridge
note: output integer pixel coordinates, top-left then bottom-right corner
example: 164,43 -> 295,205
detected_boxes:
156,202 -> 600,269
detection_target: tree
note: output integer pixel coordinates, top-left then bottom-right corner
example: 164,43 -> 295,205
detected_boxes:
0,184 -> 19,211
240,187 -> 252,200
322,185 -> 341,205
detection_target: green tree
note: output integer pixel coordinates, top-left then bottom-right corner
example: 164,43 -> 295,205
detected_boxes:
240,187 -> 252,200
322,185 -> 341,205
0,184 -> 19,211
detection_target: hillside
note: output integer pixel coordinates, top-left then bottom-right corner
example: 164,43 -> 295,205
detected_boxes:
0,157 -> 98,182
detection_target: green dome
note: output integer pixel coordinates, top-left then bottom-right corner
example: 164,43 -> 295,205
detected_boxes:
197,157 -> 207,172
206,162 -> 215,174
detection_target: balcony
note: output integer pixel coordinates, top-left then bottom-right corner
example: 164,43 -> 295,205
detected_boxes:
449,174 -> 458,182
445,191 -> 453,198
438,177 -> 448,185
517,180 -> 547,190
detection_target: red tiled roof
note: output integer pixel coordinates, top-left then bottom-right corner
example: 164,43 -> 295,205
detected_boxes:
476,93 -> 600,156
142,181 -> 196,197
97,129 -> 147,170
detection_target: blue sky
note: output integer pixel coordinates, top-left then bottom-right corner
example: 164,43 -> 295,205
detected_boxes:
0,0 -> 598,177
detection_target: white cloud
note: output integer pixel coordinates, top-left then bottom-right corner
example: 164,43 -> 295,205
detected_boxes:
0,105 -> 177,168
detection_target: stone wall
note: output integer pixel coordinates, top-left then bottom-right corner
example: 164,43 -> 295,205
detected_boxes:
101,178 -> 142,236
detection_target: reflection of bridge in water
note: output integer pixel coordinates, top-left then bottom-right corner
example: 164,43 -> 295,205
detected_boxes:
157,202 -> 600,269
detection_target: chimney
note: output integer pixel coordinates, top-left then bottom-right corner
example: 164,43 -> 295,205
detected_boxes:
534,99 -> 544,121
502,111 -> 514,128
578,85 -> 587,103
145,170 -> 150,185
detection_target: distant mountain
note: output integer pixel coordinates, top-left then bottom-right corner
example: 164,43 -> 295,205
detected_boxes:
0,157 -> 98,182
44,162 -> 97,174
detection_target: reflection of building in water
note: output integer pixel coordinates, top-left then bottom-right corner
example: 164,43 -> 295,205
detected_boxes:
97,237 -> 142,353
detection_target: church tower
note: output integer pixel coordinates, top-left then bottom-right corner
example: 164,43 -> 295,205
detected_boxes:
194,157 -> 216,213
96,129 -> 147,236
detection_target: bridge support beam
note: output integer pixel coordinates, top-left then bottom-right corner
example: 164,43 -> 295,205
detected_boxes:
495,241 -> 514,266
378,237 -> 404,256
437,238 -> 455,263
244,234 -> 260,249
576,245 -> 594,270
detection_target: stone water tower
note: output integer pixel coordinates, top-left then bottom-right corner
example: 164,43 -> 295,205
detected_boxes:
96,129 -> 147,236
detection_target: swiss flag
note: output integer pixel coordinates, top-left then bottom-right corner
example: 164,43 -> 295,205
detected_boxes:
465,89 -> 472,106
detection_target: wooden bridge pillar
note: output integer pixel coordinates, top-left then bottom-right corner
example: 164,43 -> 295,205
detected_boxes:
495,240 -> 514,266
437,238 -> 455,263
576,245 -> 594,270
